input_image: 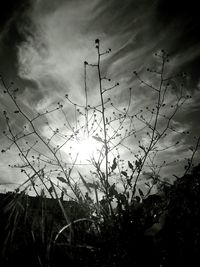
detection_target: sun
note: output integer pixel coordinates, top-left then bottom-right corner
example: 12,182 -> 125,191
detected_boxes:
65,136 -> 103,164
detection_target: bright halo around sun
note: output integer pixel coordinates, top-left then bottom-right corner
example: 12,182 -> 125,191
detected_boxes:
66,136 -> 103,164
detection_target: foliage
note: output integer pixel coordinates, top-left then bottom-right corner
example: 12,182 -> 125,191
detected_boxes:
157,163 -> 200,266
0,164 -> 200,266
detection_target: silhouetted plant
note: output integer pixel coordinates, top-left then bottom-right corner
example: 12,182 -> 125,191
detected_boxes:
0,40 -> 200,267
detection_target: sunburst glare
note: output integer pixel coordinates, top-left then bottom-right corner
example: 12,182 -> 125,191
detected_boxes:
62,134 -> 103,164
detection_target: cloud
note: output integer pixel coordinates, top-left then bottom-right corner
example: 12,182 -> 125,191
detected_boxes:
1,0 -> 200,189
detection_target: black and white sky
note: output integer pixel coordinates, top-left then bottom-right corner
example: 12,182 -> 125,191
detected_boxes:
0,0 -> 200,191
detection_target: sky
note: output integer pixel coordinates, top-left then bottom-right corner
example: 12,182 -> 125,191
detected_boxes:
0,0 -> 200,194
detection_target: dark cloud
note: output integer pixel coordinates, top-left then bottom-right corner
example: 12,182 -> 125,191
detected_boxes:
91,0 -> 151,33
0,0 -> 33,80
0,0 -> 30,28
0,0 -> 48,112
154,0 -> 200,89
156,0 -> 200,40
91,0 -> 200,74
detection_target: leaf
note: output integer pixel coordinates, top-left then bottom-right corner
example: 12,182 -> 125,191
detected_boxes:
128,161 -> 133,170
48,186 -> 53,193
68,168 -> 72,177
138,188 -> 144,197
85,192 -> 92,202
135,196 -> 140,203
127,178 -> 132,187
111,157 -> 117,171
62,187 -> 68,195
135,158 -> 142,171
78,172 -> 91,193
92,136 -> 104,143
86,182 -> 98,189
145,182 -> 150,188
117,193 -> 126,204
189,146 -> 193,151
121,171 -> 128,177
139,145 -> 146,152
57,176 -> 67,183
109,184 -> 118,197
15,188 -> 19,193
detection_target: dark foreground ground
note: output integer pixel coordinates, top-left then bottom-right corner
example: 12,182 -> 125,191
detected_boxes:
0,164 -> 200,267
